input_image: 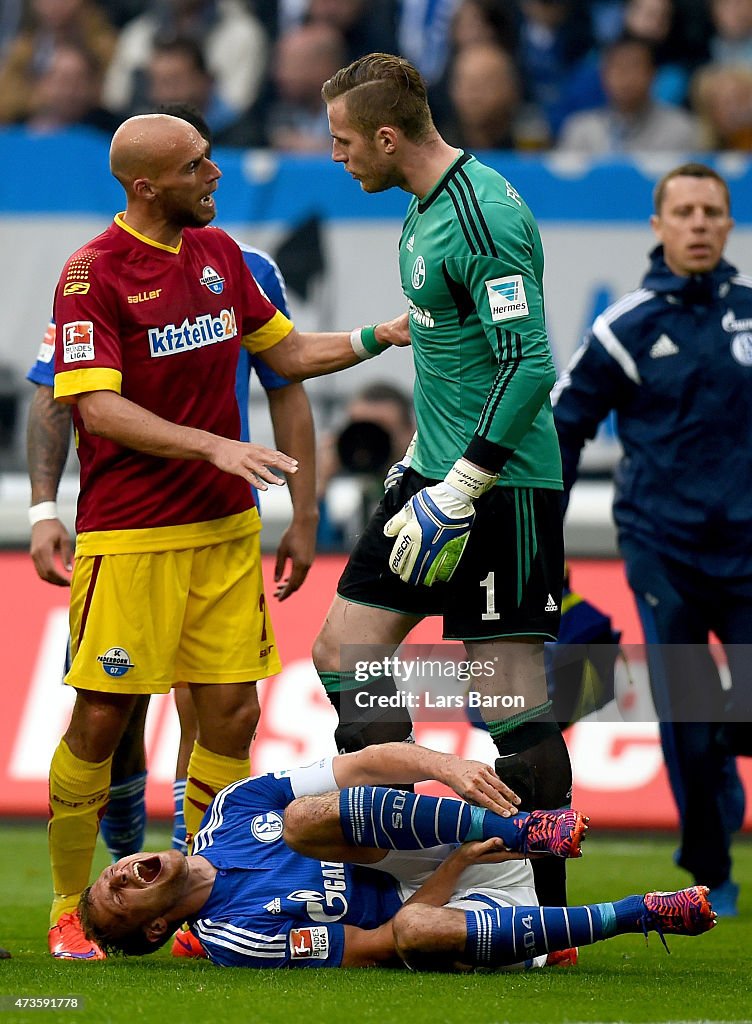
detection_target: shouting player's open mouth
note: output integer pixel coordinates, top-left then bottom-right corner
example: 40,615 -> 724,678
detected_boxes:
132,855 -> 162,884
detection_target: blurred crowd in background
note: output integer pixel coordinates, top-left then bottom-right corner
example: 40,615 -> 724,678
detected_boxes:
2,0 -> 752,154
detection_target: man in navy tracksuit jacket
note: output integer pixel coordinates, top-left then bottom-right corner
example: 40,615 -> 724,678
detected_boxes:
553,163 -> 752,914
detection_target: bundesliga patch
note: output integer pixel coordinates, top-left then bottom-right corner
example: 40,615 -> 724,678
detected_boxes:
36,322 -> 56,363
485,275 -> 529,322
62,321 -> 95,362
289,927 -> 330,960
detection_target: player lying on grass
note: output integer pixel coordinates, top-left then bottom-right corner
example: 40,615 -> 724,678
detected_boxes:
80,744 -> 715,969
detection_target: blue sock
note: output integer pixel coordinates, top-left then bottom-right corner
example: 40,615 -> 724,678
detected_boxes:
465,902 -> 608,967
172,777 -> 188,854
99,771 -> 147,860
610,894 -> 647,933
338,787 -> 528,850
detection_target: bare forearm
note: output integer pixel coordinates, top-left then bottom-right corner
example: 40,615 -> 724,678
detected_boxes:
340,922 -> 400,967
403,853 -> 469,910
334,744 -> 457,789
27,386 -> 71,503
268,385 -> 318,520
77,390 -> 298,488
261,330 -> 363,381
260,319 -> 405,382
77,390 -> 219,461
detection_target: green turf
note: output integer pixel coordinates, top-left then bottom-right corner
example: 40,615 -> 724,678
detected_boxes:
0,823 -> 749,1024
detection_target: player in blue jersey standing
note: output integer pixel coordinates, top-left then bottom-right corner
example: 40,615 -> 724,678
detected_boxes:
553,163 -> 752,916
79,742 -> 715,969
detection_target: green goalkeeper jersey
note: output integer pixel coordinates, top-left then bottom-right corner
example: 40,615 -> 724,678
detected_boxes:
399,152 -> 562,489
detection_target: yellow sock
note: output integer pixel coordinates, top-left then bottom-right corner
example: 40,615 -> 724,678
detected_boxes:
184,742 -> 250,849
48,739 -> 112,926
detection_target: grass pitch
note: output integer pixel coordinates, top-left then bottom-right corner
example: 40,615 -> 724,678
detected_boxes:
0,823 -> 749,1024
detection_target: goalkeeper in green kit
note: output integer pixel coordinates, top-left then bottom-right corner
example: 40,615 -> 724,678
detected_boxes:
313,53 -> 570,907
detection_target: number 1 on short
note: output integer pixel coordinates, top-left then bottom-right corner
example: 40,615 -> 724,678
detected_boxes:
480,571 -> 500,621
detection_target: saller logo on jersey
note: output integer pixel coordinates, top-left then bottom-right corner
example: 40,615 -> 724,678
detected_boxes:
62,321 -> 95,362
485,275 -> 529,322
289,927 -> 330,960
148,307 -> 237,356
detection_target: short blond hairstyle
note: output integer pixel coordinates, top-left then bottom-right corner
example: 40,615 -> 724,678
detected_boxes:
321,52 -> 434,142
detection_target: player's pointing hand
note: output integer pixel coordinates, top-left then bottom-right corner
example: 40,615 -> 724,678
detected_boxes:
210,438 -> 298,488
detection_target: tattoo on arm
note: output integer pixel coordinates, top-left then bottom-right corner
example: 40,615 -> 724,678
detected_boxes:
27,387 -> 71,503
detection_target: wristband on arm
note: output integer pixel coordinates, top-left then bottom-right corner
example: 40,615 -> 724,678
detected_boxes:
443,458 -> 500,501
463,435 -> 515,477
349,325 -> 384,361
29,501 -> 59,526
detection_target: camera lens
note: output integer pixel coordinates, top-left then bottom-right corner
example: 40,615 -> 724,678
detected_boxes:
336,420 -> 392,475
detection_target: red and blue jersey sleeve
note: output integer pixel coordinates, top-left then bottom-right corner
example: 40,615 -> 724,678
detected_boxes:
27,320 -> 56,387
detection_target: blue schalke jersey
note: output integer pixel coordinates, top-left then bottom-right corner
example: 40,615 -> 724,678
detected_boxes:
189,762 -> 403,968
234,244 -> 292,442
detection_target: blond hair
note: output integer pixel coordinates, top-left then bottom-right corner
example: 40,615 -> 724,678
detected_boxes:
321,52 -> 434,142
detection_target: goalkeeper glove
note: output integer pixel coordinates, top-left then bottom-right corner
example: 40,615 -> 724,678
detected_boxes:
384,432 -> 417,491
384,458 -> 499,586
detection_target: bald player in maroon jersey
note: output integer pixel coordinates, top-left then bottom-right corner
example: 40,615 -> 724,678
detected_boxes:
47,113 -> 408,960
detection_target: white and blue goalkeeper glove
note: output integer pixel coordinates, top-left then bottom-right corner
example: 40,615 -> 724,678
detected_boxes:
384,432 -> 417,491
384,458 -> 499,586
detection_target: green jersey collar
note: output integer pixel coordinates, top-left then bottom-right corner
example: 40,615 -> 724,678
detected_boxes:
417,152 -> 473,213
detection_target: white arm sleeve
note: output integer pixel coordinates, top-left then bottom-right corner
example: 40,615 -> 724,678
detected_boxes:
280,758 -> 338,799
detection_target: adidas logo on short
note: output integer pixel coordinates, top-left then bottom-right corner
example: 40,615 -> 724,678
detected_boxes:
649,334 -> 679,358
545,594 -> 559,612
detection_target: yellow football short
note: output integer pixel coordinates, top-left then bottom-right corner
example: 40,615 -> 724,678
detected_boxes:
65,532 -> 281,694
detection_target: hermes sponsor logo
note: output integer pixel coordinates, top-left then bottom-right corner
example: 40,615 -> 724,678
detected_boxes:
485,275 -> 529,322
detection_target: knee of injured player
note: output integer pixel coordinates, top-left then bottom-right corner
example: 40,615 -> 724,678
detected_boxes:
392,904 -> 469,972
283,793 -> 345,853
